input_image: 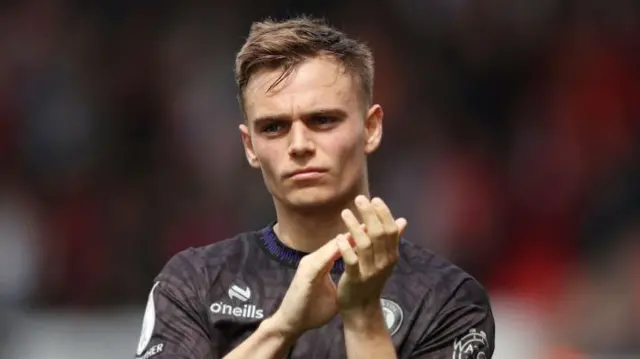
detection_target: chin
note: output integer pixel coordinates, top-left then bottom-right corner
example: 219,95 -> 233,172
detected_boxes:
282,187 -> 346,212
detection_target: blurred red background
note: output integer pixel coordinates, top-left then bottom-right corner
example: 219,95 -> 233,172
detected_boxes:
0,0 -> 638,358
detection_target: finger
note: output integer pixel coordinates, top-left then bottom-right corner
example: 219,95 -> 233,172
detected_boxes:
352,223 -> 366,246
301,223 -> 367,273
341,208 -> 373,269
336,234 -> 359,278
355,195 -> 384,239
390,218 -> 408,259
347,233 -> 357,248
370,198 -> 397,236
301,238 -> 340,277
371,198 -> 399,263
396,218 -> 408,238
355,196 -> 387,270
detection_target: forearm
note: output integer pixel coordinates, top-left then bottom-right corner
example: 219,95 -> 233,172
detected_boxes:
222,317 -> 297,359
342,307 -> 397,359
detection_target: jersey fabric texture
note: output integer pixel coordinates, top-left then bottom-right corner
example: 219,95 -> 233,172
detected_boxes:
134,223 -> 495,359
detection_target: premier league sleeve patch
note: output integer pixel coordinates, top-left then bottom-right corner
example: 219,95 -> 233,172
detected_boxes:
453,328 -> 490,359
137,282 -> 160,356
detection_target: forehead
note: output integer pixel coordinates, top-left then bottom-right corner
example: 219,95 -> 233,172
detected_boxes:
244,57 -> 361,121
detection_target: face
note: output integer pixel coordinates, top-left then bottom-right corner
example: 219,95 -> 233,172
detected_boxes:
239,56 -> 383,212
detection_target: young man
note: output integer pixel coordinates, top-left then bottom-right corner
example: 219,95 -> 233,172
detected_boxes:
134,16 -> 495,359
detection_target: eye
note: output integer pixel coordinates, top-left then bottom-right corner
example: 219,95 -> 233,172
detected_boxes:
309,115 -> 337,128
260,121 -> 288,134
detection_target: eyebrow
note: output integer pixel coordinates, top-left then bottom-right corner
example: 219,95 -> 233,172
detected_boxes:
253,108 -> 349,127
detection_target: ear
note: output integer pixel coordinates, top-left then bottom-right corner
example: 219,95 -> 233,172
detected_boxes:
364,104 -> 383,155
239,124 -> 261,168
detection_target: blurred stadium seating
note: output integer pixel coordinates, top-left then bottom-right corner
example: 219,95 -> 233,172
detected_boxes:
0,0 -> 638,357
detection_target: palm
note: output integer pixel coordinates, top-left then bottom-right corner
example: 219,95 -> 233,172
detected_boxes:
336,272 -> 357,308
336,268 -> 392,310
305,275 -> 338,327
278,272 -> 339,333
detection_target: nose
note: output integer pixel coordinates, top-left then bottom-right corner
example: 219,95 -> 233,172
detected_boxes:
287,121 -> 315,157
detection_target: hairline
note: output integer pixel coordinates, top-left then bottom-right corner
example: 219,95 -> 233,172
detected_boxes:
238,54 -> 371,121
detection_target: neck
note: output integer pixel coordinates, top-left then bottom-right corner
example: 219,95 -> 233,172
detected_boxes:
273,188 -> 369,254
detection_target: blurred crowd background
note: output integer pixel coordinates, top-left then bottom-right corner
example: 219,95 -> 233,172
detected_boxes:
0,0 -> 638,358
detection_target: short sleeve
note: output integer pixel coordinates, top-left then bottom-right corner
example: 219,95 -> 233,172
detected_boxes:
134,250 -> 213,359
411,278 -> 495,359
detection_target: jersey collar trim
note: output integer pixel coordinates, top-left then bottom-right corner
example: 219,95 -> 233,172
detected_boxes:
258,222 -> 345,273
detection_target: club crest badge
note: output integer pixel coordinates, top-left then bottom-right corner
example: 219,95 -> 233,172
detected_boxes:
380,298 -> 403,335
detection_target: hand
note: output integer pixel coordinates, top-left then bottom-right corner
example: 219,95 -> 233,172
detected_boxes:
270,238 -> 342,339
336,196 -> 407,314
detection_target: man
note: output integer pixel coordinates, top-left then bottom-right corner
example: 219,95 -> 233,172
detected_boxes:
134,16 -> 495,359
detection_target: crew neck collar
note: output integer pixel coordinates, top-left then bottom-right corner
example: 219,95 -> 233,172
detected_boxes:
258,222 -> 345,273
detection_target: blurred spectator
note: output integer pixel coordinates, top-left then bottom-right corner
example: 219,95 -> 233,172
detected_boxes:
0,0 -> 637,357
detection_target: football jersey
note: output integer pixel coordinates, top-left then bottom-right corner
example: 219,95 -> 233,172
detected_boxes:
134,223 -> 495,359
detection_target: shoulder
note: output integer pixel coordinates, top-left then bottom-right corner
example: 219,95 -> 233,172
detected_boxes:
155,229 -> 261,285
396,239 -> 495,355
396,238 -> 491,309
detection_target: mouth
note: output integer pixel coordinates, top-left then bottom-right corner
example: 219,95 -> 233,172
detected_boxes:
285,168 -> 328,180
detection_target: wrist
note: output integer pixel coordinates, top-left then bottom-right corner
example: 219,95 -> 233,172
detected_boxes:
260,315 -> 301,343
341,303 -> 387,332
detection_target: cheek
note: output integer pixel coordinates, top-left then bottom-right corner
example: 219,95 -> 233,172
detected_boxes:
254,144 -> 283,177
255,154 -> 281,195
329,131 -> 365,172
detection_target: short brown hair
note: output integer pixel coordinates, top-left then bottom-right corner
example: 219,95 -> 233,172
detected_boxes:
234,16 -> 374,114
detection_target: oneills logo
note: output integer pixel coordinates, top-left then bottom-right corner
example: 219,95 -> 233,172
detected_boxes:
210,302 -> 264,319
211,284 -> 264,319
228,284 -> 251,302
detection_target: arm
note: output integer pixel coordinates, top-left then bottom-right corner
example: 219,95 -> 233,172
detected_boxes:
221,317 -> 296,359
341,305 -> 397,359
336,197 -> 409,359
136,282 -> 298,359
411,278 -> 495,359
135,250 -> 301,359
225,235 -> 350,359
134,280 -> 211,359
134,251 -> 213,359
137,234 -> 346,359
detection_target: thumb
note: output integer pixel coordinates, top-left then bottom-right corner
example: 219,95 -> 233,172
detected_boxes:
302,238 -> 341,276
395,218 -> 408,238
